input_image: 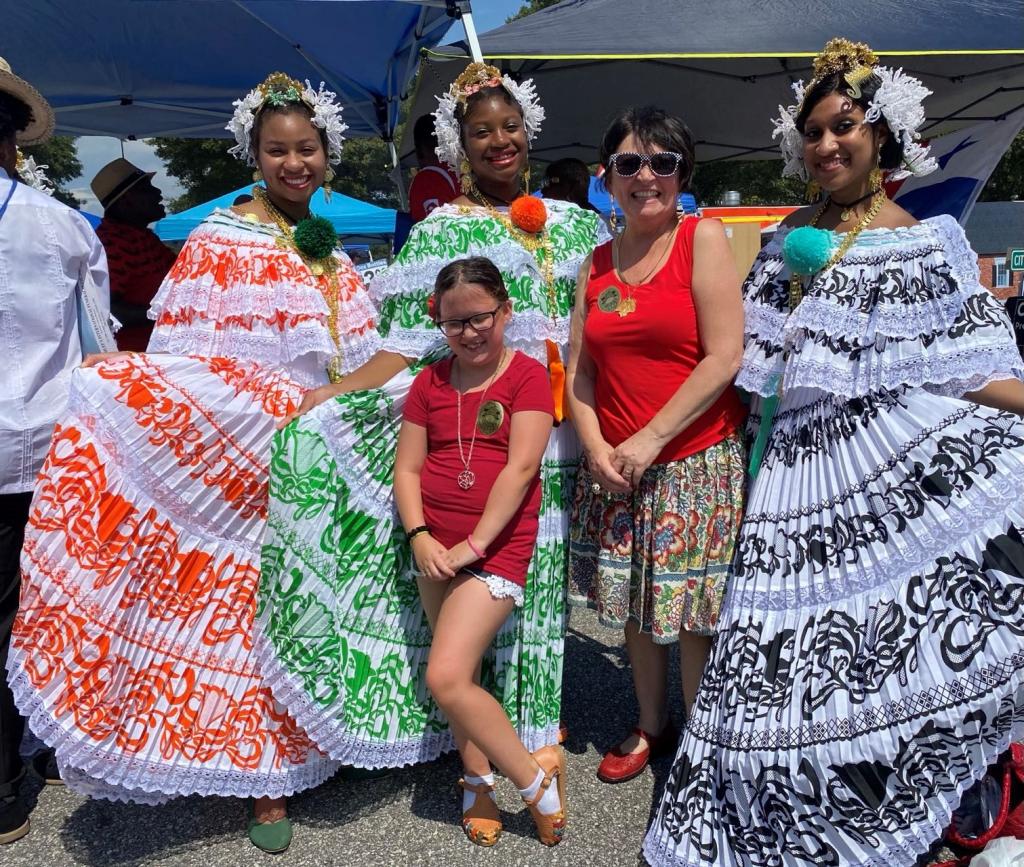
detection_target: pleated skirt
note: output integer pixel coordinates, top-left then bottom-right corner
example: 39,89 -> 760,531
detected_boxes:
644,385 -> 1024,866
255,367 -> 575,765
8,354 -> 339,802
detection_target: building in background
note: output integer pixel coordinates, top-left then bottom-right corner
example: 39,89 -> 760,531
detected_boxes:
964,202 -> 1024,300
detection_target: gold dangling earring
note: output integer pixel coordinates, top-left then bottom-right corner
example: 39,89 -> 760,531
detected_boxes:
459,156 -> 473,195
323,166 -> 335,204
253,168 -> 263,183
608,195 -> 619,233
869,157 -> 883,191
804,179 -> 821,203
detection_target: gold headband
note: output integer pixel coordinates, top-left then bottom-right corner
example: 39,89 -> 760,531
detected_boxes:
808,38 -> 879,101
450,62 -> 505,107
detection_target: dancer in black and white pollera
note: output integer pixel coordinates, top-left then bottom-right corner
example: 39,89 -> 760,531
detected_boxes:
644,38 -> 1024,867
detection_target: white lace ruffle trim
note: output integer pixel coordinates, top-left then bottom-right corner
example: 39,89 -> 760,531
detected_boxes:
368,200 -> 590,309
466,569 -> 525,607
6,656 -> 340,803
740,216 -> 1024,398
148,324 -> 383,387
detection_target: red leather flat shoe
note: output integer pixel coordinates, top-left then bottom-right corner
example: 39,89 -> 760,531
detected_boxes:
596,723 -> 678,784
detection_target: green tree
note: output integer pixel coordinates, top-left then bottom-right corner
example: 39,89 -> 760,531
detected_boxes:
508,0 -> 562,22
330,138 -> 400,208
979,131 -> 1024,202
150,138 -> 251,212
151,136 -> 400,212
21,136 -> 82,208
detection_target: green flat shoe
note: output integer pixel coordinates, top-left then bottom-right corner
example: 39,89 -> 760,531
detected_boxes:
247,815 -> 292,854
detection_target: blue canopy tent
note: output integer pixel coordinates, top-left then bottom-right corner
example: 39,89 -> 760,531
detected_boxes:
154,185 -> 396,243
5,0 -> 457,144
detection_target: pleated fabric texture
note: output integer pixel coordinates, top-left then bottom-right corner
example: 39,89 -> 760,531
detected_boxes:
255,200 -> 605,765
7,211 -> 382,802
644,217 -> 1024,866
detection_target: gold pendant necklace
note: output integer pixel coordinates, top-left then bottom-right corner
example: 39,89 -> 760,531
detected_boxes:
454,349 -> 508,490
253,186 -> 345,383
609,219 -> 680,318
787,189 -> 887,310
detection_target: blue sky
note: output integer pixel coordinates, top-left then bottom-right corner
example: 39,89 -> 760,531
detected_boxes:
69,0 -> 527,213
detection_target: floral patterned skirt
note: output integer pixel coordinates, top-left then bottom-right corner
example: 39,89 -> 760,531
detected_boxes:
568,432 -> 746,641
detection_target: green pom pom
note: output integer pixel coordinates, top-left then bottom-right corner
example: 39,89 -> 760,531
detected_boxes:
782,226 -> 833,274
293,215 -> 337,260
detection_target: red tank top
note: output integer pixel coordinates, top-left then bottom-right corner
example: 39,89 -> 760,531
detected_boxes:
583,217 -> 746,464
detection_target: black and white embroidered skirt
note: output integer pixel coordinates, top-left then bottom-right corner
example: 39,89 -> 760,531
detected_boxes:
643,385 -> 1024,867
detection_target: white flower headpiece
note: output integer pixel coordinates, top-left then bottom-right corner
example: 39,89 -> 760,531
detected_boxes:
226,72 -> 347,166
15,148 -> 53,195
772,38 -> 937,182
433,62 -> 545,173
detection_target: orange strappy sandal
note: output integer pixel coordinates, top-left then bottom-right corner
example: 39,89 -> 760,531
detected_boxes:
458,777 -> 502,847
523,745 -> 567,846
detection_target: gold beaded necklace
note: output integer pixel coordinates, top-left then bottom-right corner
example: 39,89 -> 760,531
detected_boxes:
466,180 -> 558,323
252,186 -> 345,383
787,188 -> 887,309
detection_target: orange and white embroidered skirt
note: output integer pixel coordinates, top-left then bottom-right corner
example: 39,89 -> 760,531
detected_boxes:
7,354 -> 339,802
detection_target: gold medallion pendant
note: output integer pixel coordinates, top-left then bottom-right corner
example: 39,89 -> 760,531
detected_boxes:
616,295 -> 637,317
597,285 -> 622,313
477,400 -> 505,436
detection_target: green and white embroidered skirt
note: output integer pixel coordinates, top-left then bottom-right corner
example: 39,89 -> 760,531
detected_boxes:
255,367 -> 576,766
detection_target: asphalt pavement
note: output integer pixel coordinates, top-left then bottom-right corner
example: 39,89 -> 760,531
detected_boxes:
6,607 -> 684,867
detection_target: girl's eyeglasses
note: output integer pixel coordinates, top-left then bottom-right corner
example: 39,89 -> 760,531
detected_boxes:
608,152 -> 684,178
436,305 -> 502,337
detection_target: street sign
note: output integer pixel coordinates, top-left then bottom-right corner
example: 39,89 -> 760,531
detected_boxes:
1009,248 -> 1024,271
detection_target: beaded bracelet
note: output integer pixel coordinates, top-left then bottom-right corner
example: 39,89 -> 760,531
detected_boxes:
406,525 -> 430,542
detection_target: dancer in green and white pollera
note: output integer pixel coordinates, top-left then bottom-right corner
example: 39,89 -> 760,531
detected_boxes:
255,62 -> 606,766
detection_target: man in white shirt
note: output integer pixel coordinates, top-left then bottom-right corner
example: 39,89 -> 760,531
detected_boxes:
0,58 -> 111,845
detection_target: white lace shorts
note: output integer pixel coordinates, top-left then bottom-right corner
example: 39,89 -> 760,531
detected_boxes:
462,568 -> 524,607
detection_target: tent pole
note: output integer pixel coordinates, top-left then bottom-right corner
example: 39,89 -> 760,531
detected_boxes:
389,140 -> 409,209
461,11 -> 484,63
446,1 -> 483,62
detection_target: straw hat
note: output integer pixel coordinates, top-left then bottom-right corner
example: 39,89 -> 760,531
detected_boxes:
91,158 -> 156,210
0,57 -> 54,145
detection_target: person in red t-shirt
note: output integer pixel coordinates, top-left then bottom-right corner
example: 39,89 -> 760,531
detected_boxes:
92,158 -> 176,351
408,113 -> 459,223
567,107 -> 748,784
394,257 -> 566,849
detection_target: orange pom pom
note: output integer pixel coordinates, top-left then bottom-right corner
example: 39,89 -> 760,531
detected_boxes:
509,195 -> 547,234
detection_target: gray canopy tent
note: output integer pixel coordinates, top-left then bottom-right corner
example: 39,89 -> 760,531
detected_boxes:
401,0 -> 1024,165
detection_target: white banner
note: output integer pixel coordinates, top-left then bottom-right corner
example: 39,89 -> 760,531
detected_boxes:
893,113 -> 1024,225
356,258 -> 390,284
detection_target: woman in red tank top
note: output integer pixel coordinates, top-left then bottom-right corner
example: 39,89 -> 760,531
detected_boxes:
566,107 -> 748,785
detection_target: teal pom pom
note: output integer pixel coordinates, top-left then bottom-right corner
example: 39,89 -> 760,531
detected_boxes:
782,226 -> 833,274
293,215 -> 337,260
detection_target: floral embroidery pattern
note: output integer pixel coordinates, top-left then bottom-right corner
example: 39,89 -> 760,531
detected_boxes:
569,433 -> 746,640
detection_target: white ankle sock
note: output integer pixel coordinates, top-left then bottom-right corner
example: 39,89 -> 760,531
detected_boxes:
463,773 -> 496,813
518,767 -> 561,815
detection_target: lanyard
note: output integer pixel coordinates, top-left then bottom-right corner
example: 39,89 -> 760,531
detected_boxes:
0,179 -> 16,223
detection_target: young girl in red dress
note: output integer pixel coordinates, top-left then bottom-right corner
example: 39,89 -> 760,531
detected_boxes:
394,256 -> 565,848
